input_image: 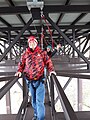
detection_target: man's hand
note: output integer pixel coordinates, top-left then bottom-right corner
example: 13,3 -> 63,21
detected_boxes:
15,72 -> 22,77
56,44 -> 61,50
50,71 -> 56,76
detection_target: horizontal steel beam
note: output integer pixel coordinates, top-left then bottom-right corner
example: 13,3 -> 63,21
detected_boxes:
0,25 -> 90,31
0,5 -> 90,15
0,76 -> 16,82
0,6 -> 29,15
56,71 -> 90,79
0,33 -> 83,39
0,72 -> 15,76
56,69 -> 90,73
43,5 -> 90,13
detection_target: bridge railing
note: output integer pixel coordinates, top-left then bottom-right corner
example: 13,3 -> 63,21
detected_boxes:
50,73 -> 78,120
0,75 -> 28,120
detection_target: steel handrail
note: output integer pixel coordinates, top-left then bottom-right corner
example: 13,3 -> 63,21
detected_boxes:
0,76 -> 18,99
50,73 -> 78,120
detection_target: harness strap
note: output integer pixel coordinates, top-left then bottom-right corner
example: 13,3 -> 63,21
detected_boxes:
27,76 -> 45,89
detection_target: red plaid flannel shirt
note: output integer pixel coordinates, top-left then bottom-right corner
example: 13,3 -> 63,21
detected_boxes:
17,46 -> 54,80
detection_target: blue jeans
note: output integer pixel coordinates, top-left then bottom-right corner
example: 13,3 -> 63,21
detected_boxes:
26,79 -> 45,120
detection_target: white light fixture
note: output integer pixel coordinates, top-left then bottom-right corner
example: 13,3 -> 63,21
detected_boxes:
26,0 -> 44,11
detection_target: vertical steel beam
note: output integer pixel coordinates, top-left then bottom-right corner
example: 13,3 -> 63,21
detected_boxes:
50,76 -> 56,116
8,30 -> 12,59
64,39 -> 66,55
72,29 -> 75,57
5,82 -> 11,114
78,38 -> 81,58
77,79 -> 82,111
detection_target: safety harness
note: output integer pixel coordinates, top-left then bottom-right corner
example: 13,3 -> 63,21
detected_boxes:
25,75 -> 45,89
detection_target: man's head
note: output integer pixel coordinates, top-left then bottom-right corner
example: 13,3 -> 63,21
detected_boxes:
47,45 -> 52,52
28,36 -> 38,50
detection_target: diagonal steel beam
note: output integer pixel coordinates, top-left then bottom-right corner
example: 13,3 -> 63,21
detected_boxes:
57,1 -> 71,24
0,17 -> 11,35
0,18 -> 33,62
52,0 -> 71,34
0,17 -> 12,26
45,14 -> 90,69
0,16 -> 19,39
55,77 -> 72,104
64,13 -> 87,33
83,46 -> 90,54
70,38 -> 86,55
6,0 -> 14,6
82,34 -> 90,53
76,21 -> 90,33
5,0 -> 32,35
0,16 -> 27,42
6,0 -> 26,24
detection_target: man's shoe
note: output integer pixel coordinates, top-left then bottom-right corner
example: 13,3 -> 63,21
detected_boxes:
32,116 -> 37,120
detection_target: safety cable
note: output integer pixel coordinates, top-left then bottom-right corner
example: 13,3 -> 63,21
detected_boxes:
41,25 -> 44,49
41,15 -> 54,49
40,11 -> 44,49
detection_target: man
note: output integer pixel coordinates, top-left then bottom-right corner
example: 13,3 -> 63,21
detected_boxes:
44,44 -> 61,79
15,36 -> 56,120
46,44 -> 61,57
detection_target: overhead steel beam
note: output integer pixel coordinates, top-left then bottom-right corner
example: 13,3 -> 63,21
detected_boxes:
45,14 -> 90,69
65,0 -> 71,5
5,0 -> 15,6
0,17 -> 12,26
0,5 -> 90,15
64,13 -> 87,33
0,25 -> 90,31
5,0 -> 32,35
0,6 -> 29,15
0,33 -> 85,39
0,17 -> 11,35
43,5 -> 90,13
0,18 -> 33,62
71,13 -> 86,25
76,21 -> 90,33
0,17 -> 28,42
52,0 -> 71,34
